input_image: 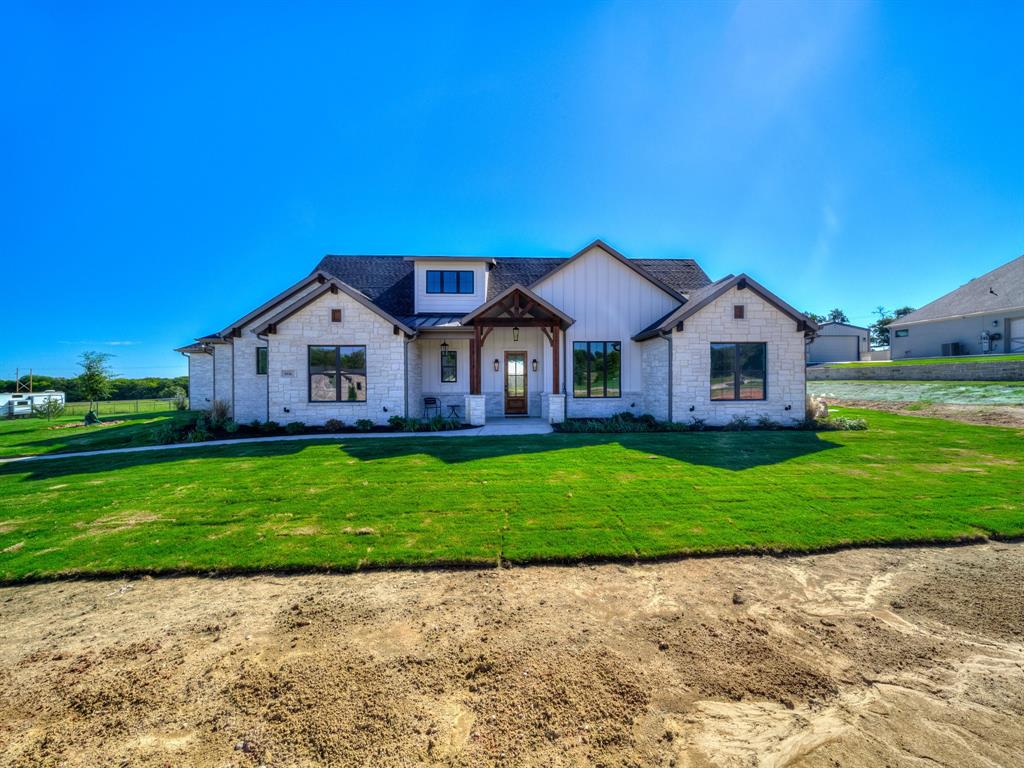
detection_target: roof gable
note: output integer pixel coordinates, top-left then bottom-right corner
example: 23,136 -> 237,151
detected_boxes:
253,277 -> 415,336
891,255 -> 1024,326
528,240 -> 689,302
633,274 -> 817,340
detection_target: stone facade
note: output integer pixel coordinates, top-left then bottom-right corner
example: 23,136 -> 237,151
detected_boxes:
807,360 -> 1024,381
266,290 -> 406,426
671,286 -> 806,426
232,333 -> 269,423
640,337 -> 670,422
187,352 -> 214,411
212,342 -> 233,408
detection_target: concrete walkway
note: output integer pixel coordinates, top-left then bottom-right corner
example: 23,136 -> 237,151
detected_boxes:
0,417 -> 553,465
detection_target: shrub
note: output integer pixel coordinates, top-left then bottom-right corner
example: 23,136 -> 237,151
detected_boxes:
224,419 -> 240,434
806,394 -> 828,421
427,415 -> 447,432
249,419 -> 262,429
444,417 -> 462,431
724,415 -> 751,431
823,416 -> 868,431
354,419 -> 374,432
688,416 -> 706,431
285,421 -> 306,435
176,398 -> 188,411
209,399 -> 231,428
387,415 -> 407,430
153,423 -> 180,444
260,421 -> 280,434
186,425 -> 211,442
402,417 -> 422,432
325,418 -> 345,432
756,415 -> 779,430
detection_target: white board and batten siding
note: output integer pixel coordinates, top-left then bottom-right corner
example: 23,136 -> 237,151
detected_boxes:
413,260 -> 490,314
532,245 -> 680,418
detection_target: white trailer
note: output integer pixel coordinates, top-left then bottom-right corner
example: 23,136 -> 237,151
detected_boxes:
0,390 -> 65,417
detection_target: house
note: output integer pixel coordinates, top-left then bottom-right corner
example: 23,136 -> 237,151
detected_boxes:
889,255 -> 1024,358
806,321 -> 870,363
175,241 -> 817,427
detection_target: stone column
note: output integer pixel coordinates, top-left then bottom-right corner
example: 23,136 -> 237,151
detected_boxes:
464,394 -> 487,426
544,393 -> 565,424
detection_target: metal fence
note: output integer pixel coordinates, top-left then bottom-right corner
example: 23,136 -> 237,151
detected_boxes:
60,398 -> 187,416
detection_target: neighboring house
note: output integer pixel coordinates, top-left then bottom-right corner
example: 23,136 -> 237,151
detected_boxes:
889,255 -> 1024,358
175,241 -> 817,427
806,322 -> 870,363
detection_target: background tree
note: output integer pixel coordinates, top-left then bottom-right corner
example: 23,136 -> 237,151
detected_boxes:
76,351 -> 115,414
870,305 -> 916,347
803,311 -> 826,325
826,308 -> 850,323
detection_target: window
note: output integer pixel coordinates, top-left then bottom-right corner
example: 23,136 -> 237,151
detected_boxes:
894,329 -> 909,338
256,347 -> 268,375
331,309 -> 342,323
426,270 -> 475,294
710,342 -> 766,401
734,305 -> 745,319
308,345 -> 367,402
440,350 -> 457,383
572,341 -> 621,398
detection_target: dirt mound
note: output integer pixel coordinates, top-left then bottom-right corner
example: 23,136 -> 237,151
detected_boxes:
1,544 -> 1023,767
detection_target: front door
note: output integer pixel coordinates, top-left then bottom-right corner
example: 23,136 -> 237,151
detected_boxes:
504,351 -> 527,415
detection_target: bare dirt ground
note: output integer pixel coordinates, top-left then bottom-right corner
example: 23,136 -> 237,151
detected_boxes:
829,399 -> 1024,428
1,543 -> 1022,767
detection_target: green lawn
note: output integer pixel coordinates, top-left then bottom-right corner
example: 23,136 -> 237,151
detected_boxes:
807,380 -> 1024,405
823,353 -> 1024,367
0,410 -> 192,458
0,410 -> 1020,582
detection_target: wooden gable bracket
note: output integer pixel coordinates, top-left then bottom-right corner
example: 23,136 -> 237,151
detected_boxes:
675,321 -> 685,333
316,275 -> 327,284
393,324 -> 400,335
329,284 -> 339,294
267,323 -> 277,334
737,278 -> 748,290
231,328 -> 242,338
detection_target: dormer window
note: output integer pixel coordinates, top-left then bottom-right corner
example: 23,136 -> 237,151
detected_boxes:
426,270 -> 474,294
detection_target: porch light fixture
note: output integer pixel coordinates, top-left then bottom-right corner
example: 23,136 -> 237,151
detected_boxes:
531,358 -> 538,372
493,358 -> 500,372
512,325 -> 520,342
440,339 -> 449,355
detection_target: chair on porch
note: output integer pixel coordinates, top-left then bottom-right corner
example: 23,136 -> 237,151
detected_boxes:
423,397 -> 441,419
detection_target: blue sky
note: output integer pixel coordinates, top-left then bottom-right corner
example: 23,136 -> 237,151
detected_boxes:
2,0 -> 1021,378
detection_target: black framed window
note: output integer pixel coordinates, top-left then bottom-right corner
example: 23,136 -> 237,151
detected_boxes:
710,342 -> 766,401
426,270 -> 475,294
256,347 -> 268,375
572,341 -> 621,398
894,329 -> 908,338
309,345 -> 367,402
440,350 -> 457,383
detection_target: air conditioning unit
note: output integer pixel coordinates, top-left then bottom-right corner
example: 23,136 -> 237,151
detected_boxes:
941,342 -> 963,357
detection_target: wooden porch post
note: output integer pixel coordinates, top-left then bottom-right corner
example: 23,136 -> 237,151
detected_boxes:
471,323 -> 482,394
551,324 -> 560,394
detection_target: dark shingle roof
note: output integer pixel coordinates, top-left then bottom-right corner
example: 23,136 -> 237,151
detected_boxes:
315,256 -> 415,317
891,255 -> 1024,325
314,252 -> 712,321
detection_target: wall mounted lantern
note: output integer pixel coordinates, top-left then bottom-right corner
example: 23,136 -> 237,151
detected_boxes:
493,358 -> 500,372
531,358 -> 538,372
512,326 -> 520,342
440,339 -> 449,355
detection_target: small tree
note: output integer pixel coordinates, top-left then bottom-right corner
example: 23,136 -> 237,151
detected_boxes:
803,311 -> 826,325
870,305 -> 916,348
33,396 -> 65,420
77,351 -> 115,417
826,308 -> 850,323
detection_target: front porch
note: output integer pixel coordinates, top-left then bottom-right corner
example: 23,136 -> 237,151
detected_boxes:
413,284 -> 573,425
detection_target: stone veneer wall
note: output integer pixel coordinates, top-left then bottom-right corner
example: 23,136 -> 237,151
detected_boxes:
672,285 -> 807,426
406,341 -> 423,419
807,360 -> 1024,381
187,353 -> 214,411
640,337 -> 670,422
266,291 -> 406,425
212,343 -> 233,409
232,333 -> 269,423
